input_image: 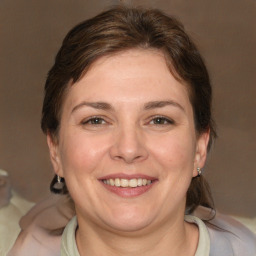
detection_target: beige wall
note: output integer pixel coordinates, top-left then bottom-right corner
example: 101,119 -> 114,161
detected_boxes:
0,0 -> 255,217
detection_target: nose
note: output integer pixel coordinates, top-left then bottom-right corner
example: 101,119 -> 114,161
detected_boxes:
109,125 -> 148,164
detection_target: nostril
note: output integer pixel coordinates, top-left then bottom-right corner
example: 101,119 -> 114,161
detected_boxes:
109,130 -> 149,163
111,152 -> 147,164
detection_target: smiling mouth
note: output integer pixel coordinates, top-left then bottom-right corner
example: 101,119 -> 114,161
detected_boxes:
100,176 -> 157,197
102,178 -> 153,188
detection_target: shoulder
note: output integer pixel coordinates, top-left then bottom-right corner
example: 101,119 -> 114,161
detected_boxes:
7,194 -> 75,256
208,212 -> 256,256
194,206 -> 256,256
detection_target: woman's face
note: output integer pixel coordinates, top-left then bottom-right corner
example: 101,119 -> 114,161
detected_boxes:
48,49 -> 209,232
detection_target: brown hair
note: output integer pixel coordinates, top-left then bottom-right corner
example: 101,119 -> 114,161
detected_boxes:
41,6 -> 216,214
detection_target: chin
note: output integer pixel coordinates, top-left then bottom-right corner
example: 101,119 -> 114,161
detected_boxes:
100,207 -> 155,232
105,217 -> 152,233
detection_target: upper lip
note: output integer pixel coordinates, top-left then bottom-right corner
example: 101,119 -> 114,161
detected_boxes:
98,173 -> 157,180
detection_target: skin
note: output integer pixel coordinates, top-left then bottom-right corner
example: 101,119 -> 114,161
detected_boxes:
48,49 -> 209,255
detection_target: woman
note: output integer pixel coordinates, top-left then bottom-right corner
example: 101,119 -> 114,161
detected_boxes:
8,6 -> 256,256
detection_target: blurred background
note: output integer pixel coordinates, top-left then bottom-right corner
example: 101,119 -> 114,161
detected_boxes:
0,0 -> 255,217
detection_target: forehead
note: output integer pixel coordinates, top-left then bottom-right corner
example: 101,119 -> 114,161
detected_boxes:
85,48 -> 177,82
63,49 -> 191,110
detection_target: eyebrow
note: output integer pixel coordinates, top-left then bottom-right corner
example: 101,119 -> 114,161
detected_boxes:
144,100 -> 185,112
71,102 -> 113,113
71,100 -> 185,113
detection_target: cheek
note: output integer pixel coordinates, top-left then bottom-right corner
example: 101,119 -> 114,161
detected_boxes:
59,130 -> 110,176
149,131 -> 196,172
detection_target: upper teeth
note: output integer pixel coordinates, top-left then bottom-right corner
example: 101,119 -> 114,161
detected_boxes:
103,178 -> 152,188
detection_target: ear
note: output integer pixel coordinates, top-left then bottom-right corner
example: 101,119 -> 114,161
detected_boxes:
47,133 -> 64,177
193,129 -> 210,177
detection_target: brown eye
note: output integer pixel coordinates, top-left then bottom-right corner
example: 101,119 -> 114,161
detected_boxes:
150,117 -> 174,125
82,117 -> 106,125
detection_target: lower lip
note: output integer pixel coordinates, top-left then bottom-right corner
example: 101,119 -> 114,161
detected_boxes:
100,182 -> 156,198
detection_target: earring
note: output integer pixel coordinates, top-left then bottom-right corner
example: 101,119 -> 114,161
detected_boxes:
197,167 -> 202,176
50,175 -> 68,194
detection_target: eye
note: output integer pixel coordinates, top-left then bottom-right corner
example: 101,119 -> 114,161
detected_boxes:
81,117 -> 106,125
149,116 -> 174,125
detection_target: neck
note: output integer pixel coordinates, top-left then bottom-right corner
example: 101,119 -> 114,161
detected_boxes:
76,213 -> 198,256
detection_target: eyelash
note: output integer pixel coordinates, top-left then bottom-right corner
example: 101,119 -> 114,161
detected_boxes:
149,116 -> 174,125
80,115 -> 174,127
81,116 -> 107,125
